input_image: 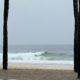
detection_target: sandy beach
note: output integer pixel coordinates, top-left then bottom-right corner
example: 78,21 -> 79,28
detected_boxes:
0,63 -> 73,70
0,64 -> 78,80
0,69 -> 77,80
8,63 -> 73,70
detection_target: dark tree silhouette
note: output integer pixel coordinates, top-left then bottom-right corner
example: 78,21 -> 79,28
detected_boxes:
77,0 -> 80,78
73,0 -> 79,72
3,0 -> 9,70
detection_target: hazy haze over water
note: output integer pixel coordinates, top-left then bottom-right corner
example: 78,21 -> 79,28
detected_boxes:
0,0 -> 74,45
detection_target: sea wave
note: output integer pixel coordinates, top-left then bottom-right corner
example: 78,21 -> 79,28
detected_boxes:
0,51 -> 73,64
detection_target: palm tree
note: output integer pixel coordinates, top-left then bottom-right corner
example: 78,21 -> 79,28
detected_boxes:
73,0 -> 79,72
3,0 -> 9,70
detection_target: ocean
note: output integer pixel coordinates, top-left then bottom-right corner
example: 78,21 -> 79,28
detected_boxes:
0,45 -> 74,64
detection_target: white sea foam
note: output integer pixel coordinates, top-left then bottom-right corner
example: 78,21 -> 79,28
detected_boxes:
0,52 -> 73,65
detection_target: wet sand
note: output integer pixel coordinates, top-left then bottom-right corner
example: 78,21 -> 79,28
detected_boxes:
8,63 -> 73,70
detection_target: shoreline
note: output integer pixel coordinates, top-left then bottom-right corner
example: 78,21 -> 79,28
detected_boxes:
0,63 -> 73,70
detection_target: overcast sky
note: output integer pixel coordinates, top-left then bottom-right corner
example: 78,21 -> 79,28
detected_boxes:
0,0 -> 74,45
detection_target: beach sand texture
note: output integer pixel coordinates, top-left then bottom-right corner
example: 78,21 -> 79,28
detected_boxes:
0,64 -> 78,80
8,64 -> 73,70
0,69 -> 78,80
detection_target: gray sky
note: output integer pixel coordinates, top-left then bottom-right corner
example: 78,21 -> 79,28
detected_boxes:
0,0 -> 74,45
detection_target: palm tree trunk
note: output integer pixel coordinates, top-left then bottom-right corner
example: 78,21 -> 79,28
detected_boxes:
73,0 -> 79,72
3,0 -> 9,70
